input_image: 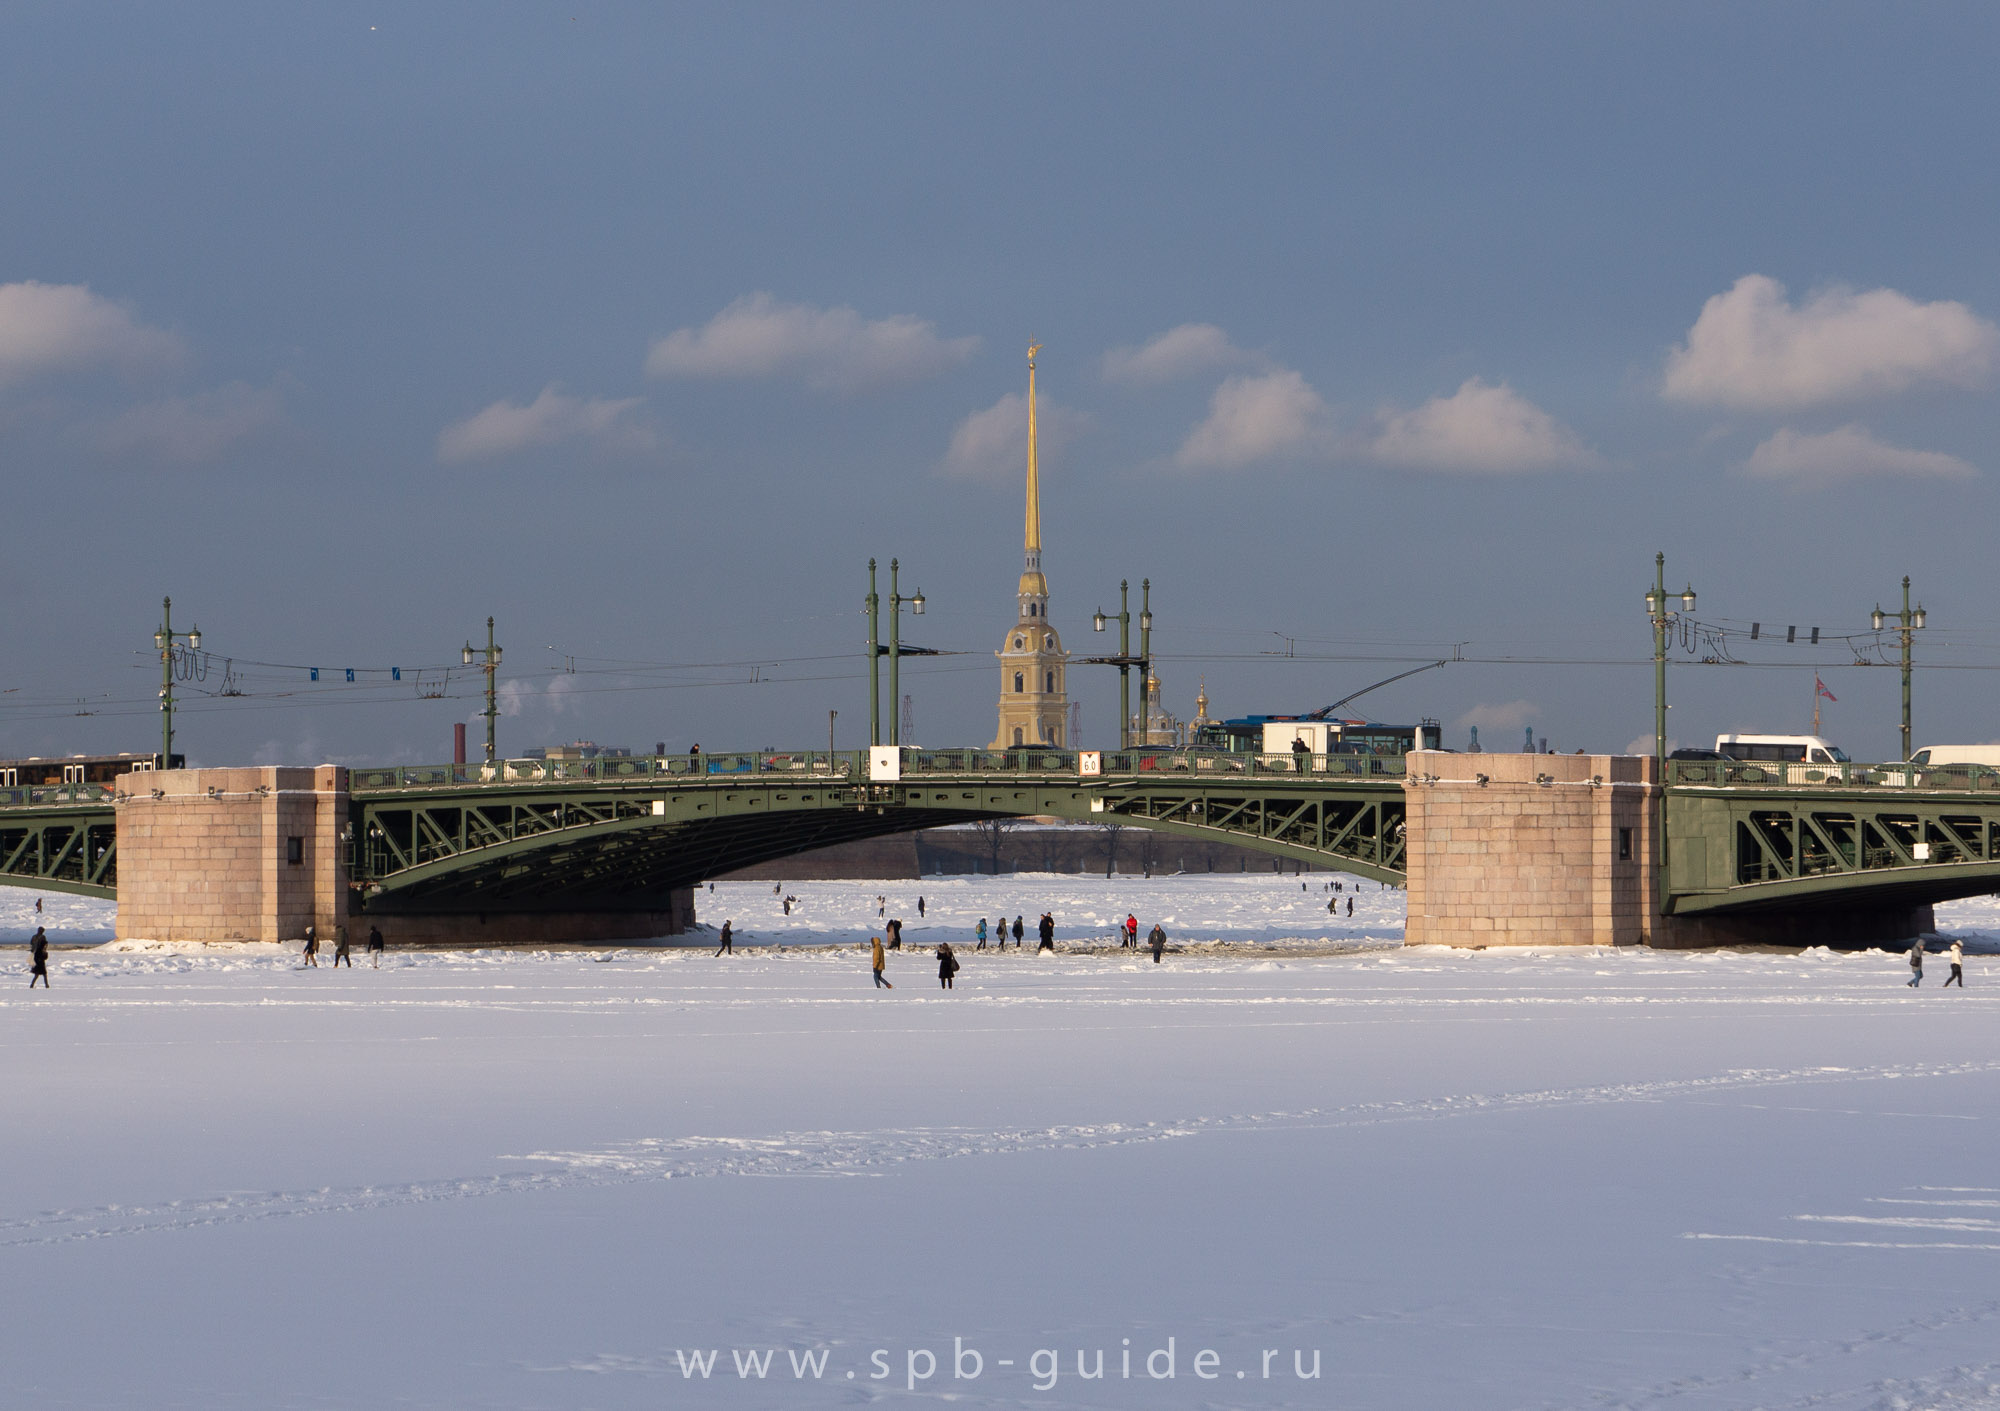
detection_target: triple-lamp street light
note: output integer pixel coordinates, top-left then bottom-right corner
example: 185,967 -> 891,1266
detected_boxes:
462,617 -> 503,763
1088,578 -> 1152,750
863,558 -> 926,748
154,596 -> 201,768
1643,553 -> 1696,774
1871,578 -> 1926,762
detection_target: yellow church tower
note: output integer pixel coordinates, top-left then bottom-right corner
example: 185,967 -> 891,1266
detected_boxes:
992,344 -> 1070,749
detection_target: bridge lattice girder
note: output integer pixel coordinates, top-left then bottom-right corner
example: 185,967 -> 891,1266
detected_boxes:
349,772 -> 1408,914
1666,783 -> 2000,914
0,799 -> 118,899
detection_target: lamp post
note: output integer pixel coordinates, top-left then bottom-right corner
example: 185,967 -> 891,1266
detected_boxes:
863,558 -> 929,747
1644,554 -> 1696,926
886,558 -> 925,748
1643,553 -> 1697,773
153,597 -> 202,768
1871,577 -> 1927,761
1088,579 -> 1153,749
461,617 -> 503,763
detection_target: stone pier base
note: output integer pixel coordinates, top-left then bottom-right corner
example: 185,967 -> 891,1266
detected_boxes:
1403,751 -> 1658,947
115,766 -> 349,944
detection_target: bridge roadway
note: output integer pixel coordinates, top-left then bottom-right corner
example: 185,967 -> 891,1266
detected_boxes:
7,749 -> 2000,929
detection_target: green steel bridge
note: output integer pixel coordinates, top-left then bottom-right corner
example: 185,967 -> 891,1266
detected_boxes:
8,749 -> 2000,921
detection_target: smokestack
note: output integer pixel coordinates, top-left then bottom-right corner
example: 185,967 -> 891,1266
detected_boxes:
454,722 -> 466,765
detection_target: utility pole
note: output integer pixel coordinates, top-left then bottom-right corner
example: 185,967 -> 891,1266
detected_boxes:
462,618 -> 503,763
154,597 -> 201,768
828,709 -> 837,759
1872,578 -> 1927,760
865,559 -> 880,747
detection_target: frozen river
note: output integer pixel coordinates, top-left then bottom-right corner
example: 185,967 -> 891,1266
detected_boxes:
3,875 -> 1998,1409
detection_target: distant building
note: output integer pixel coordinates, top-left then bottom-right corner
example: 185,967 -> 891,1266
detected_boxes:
992,344 -> 1070,749
522,741 -> 632,761
1130,668 -> 1186,746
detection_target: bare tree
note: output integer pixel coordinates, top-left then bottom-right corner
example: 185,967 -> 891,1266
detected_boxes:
971,818 -> 1014,874
1099,821 -> 1126,878
1133,827 -> 1160,879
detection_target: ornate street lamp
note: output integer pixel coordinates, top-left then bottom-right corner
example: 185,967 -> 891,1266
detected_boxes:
154,597 -> 201,768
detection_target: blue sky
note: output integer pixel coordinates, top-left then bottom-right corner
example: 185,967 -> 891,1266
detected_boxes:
4,4 -> 1999,766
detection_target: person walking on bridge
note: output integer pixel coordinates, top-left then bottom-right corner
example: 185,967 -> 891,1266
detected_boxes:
715,920 -> 734,956
871,934 -> 893,989
1291,736 -> 1309,773
1907,938 -> 1925,987
1944,939 -> 1965,987
28,926 -> 49,988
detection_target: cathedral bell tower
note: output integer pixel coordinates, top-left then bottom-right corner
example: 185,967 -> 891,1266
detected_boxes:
992,344 -> 1069,749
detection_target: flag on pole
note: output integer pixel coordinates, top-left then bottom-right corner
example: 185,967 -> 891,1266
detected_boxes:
1816,675 -> 1837,703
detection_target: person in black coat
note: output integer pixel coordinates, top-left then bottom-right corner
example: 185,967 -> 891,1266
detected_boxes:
1012,915 -> 1024,947
367,925 -> 385,968
937,941 -> 958,990
715,920 -> 734,956
1148,922 -> 1167,963
1037,913 -> 1055,952
28,926 -> 50,988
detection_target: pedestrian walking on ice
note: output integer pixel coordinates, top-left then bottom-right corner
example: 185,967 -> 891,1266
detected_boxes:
28,926 -> 50,988
302,924 -> 319,968
918,895 -> 925,918
937,941 -> 958,989
1907,938 -> 1924,986
1347,895 -> 1354,917
715,920 -> 733,956
1038,912 -> 1055,952
332,925 -> 352,967
367,924 -> 384,968
1124,913 -> 1138,948
871,935 -> 892,989
1945,939 -> 1965,987
1012,915 -> 1024,947
974,917 -> 987,950
1148,922 -> 1166,964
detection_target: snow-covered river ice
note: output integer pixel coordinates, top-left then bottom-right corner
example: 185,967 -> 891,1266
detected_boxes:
4,875 -> 1999,1409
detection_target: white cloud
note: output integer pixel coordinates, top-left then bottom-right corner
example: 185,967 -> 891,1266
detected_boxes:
1101,323 -> 1260,385
437,385 -> 652,464
1174,369 -> 1330,470
1369,378 -> 1598,473
99,382 -> 284,463
644,292 -> 978,392
940,391 -> 1086,480
1663,274 -> 1998,409
1743,424 -> 1975,484
1458,700 -> 1539,733
0,280 -> 186,384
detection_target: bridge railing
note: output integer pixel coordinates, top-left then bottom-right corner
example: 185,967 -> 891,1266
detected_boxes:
0,783 -> 117,809
348,748 -> 1411,791
1668,759 -> 2000,790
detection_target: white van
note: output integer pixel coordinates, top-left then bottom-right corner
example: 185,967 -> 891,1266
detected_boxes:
1910,745 -> 2000,767
1714,734 -> 1850,783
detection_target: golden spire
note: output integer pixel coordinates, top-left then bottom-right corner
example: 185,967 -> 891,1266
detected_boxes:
1018,342 -> 1047,599
1024,343 -> 1042,554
